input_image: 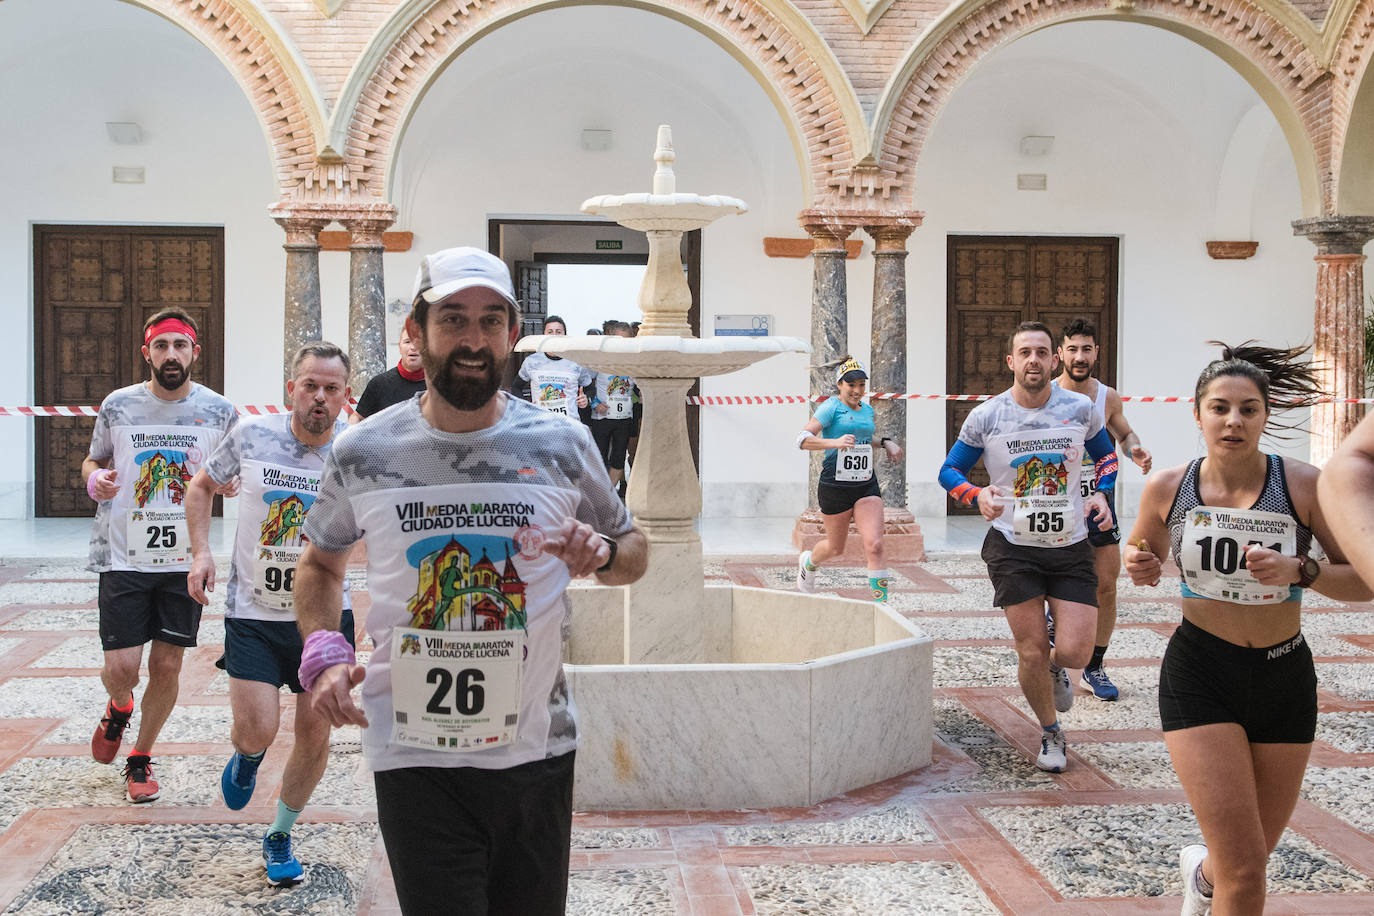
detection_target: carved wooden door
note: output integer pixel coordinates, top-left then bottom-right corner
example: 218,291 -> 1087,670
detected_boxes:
34,226 -> 224,517
945,236 -> 1118,514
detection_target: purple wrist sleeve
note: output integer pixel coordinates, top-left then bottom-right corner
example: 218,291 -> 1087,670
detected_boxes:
298,629 -> 356,692
86,469 -> 106,502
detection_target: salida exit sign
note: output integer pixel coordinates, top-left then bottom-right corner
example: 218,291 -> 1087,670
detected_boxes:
595,240 -> 623,250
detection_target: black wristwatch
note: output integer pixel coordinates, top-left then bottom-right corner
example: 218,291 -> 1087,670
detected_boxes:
1297,555 -> 1321,588
596,534 -> 617,573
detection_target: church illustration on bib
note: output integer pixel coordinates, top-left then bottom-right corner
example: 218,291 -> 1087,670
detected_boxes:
133,451 -> 192,507
536,380 -> 568,406
406,538 -> 528,632
260,494 -> 308,547
1012,454 -> 1071,497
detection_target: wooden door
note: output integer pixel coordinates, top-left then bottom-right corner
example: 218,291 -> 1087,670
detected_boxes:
945,236 -> 1118,514
34,226 -> 224,517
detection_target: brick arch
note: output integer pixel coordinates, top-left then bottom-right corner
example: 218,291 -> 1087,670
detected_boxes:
330,0 -> 867,205
1332,0 -> 1374,213
871,0 -> 1330,215
120,0 -> 326,199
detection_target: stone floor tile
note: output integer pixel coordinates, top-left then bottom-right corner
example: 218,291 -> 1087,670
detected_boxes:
737,861 -> 998,915
1302,767 -> 1374,834
933,646 -> 1021,689
0,609 -> 99,632
0,583 -> 97,607
1317,664 -> 1374,702
566,868 -> 674,915
1007,665 -> 1163,731
1073,741 -> 1178,789
1316,711 -> 1374,754
721,804 -> 935,847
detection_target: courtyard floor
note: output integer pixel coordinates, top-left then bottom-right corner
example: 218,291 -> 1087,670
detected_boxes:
0,519 -> 1371,914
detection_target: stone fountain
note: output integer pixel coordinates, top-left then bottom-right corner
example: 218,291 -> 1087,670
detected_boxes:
518,126 -> 933,809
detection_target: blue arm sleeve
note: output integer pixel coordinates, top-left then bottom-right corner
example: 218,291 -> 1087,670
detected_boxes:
1085,428 -> 1118,492
938,440 -> 984,504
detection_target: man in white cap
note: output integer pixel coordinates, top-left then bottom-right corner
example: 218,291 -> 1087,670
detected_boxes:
293,247 -> 647,915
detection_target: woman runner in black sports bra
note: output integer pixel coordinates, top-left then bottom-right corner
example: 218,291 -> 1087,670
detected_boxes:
1125,342 -> 1370,914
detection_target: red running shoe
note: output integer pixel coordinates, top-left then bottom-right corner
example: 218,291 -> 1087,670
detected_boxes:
91,699 -> 133,764
123,754 -> 159,803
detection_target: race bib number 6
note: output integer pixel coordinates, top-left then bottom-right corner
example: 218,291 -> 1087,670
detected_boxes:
390,627 -> 524,752
1180,506 -> 1297,605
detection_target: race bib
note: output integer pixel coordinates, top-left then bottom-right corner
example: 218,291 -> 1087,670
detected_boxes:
606,393 -> 632,419
532,375 -> 571,416
1013,495 -> 1074,546
1180,506 -> 1298,605
835,443 -> 873,482
390,627 -> 524,752
125,508 -> 190,565
252,545 -> 302,611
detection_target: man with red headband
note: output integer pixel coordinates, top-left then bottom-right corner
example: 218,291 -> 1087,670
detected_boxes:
81,308 -> 238,802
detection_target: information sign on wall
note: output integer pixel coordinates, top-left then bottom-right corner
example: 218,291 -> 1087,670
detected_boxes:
713,314 -> 772,337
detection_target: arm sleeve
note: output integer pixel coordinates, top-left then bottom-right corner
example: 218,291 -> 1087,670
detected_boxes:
938,440 -> 984,505
203,425 -> 242,485
1085,427 -> 1118,492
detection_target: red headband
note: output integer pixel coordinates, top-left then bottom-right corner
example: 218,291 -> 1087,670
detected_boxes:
144,319 -> 197,346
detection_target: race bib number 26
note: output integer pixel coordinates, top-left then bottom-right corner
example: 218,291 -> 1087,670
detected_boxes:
390,627 -> 524,753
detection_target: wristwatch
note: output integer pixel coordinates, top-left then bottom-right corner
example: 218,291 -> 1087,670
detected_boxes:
596,534 -> 618,573
1297,555 -> 1321,588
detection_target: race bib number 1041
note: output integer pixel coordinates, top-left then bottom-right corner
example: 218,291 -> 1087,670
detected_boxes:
1179,506 -> 1297,605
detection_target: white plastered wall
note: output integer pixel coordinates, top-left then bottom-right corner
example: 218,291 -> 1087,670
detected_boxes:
0,0 -> 281,518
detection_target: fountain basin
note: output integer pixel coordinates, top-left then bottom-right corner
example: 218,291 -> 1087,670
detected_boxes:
517,333 -> 809,378
564,584 -> 932,810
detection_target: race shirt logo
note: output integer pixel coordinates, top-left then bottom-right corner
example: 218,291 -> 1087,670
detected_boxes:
404,533 -> 529,632
533,374 -> 571,415
118,428 -> 214,567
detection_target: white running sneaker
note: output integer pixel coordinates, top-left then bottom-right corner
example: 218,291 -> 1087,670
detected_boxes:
1180,844 -> 1212,916
796,551 -> 817,594
1036,728 -> 1068,772
1050,663 -> 1074,712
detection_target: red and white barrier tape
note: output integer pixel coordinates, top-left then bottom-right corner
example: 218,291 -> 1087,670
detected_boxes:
2,394 -> 1372,416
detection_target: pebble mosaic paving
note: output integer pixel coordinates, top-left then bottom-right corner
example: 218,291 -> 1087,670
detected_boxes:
0,552 -> 1371,914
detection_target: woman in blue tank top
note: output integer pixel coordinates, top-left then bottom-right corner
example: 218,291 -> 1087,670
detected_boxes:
1124,342 -> 1370,914
794,356 -> 904,602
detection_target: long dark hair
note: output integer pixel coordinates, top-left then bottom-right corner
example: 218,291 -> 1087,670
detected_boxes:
1194,340 -> 1323,433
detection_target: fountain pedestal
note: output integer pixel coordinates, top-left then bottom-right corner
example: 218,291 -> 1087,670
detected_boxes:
517,126 -> 933,809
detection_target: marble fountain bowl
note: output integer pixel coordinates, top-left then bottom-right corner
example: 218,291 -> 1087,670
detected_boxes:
563,584 -> 933,810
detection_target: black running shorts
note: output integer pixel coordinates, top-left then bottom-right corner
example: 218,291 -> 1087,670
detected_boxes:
1158,618 -> 1317,743
223,610 -> 356,693
98,570 -> 203,650
1086,488 -> 1122,548
817,478 -> 882,516
374,752 -> 576,916
980,528 -> 1098,609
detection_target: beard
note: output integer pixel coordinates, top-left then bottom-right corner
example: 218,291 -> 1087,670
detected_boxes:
1017,367 -> 1049,392
1066,361 -> 1094,382
152,360 -> 187,392
423,344 -> 507,411
295,403 -> 333,436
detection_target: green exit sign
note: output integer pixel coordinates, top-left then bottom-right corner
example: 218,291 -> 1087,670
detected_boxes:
595,240 -> 623,250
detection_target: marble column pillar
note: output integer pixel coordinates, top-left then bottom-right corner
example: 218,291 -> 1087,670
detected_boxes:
798,213 -> 856,508
270,212 -> 331,385
1292,216 -> 1374,464
341,209 -> 396,394
865,218 -> 921,511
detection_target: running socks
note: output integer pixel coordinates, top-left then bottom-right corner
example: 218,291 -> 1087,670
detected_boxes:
869,569 -> 891,603
1194,860 -> 1213,896
270,799 -> 303,836
803,553 -> 818,571
1087,645 -> 1108,671
1042,722 -> 1061,735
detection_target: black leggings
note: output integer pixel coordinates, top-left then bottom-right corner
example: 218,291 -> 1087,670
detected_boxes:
590,418 -> 631,470
374,752 -> 575,915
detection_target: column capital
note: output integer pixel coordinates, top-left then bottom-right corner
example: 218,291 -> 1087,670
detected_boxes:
269,201 -> 335,247
1292,216 -> 1374,255
798,208 -> 862,251
863,212 -> 925,252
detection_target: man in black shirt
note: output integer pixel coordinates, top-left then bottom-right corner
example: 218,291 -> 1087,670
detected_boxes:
353,328 -> 427,420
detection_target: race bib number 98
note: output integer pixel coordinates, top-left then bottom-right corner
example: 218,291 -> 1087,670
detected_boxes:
1180,506 -> 1297,604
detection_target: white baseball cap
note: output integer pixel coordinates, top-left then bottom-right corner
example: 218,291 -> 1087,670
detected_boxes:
412,247 -> 518,308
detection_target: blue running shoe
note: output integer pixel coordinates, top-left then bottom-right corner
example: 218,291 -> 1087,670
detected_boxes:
221,751 -> 262,811
1082,667 -> 1120,701
263,830 -> 305,887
